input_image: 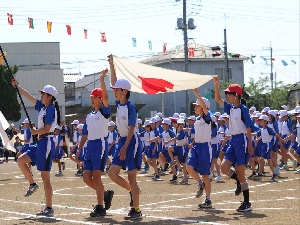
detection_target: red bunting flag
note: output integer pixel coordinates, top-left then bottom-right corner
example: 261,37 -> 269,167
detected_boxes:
7,13 -> 13,25
47,21 -> 52,33
188,48 -> 194,57
66,25 -> 71,35
28,17 -> 34,29
101,32 -> 107,42
163,43 -> 167,53
84,29 -> 88,39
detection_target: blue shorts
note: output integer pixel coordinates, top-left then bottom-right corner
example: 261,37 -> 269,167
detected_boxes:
174,146 -> 187,164
71,146 -> 78,155
281,134 -> 291,149
260,142 -> 272,159
147,142 -> 158,159
272,138 -> 279,152
108,144 -> 116,156
291,141 -> 298,151
296,146 -> 300,156
160,147 -> 171,162
78,147 -> 85,162
187,142 -> 212,175
24,144 -> 37,166
53,146 -> 63,159
20,144 -> 30,154
157,142 -> 163,153
224,134 -> 249,167
211,144 -> 219,159
84,138 -> 108,171
221,141 -> 229,153
112,134 -> 142,171
143,146 -> 150,154
36,137 -> 55,171
255,140 -> 263,157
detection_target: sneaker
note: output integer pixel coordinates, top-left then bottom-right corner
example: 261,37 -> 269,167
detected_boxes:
275,166 -> 280,176
152,174 -> 160,181
215,175 -> 222,182
235,185 -> 242,196
55,172 -> 63,177
90,205 -> 106,217
261,171 -> 266,176
140,169 -> 148,174
209,173 -> 213,181
145,164 -> 150,172
76,171 -> 83,177
296,168 -> 300,173
164,163 -> 170,171
25,183 -> 39,197
269,174 -> 277,181
124,208 -> 142,220
253,174 -> 262,181
293,160 -> 298,168
248,173 -> 256,180
61,162 -> 66,170
170,160 -> 177,168
236,201 -> 252,212
170,175 -> 178,183
282,165 -> 289,171
36,207 -> 54,216
278,161 -> 284,168
179,178 -> 188,185
104,190 -> 114,210
196,182 -> 204,198
199,199 -> 212,208
75,170 -> 80,176
177,170 -> 182,177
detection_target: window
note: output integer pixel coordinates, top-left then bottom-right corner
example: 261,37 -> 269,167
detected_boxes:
215,68 -> 232,81
64,82 -> 75,100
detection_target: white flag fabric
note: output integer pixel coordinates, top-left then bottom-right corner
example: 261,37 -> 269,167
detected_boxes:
0,111 -> 16,152
112,56 -> 214,94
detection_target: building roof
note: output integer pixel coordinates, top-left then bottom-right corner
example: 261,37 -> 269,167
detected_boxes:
141,44 -> 249,65
75,72 -> 100,88
64,73 -> 81,83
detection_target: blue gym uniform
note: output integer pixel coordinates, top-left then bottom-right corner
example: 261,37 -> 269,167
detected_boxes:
257,126 -> 276,159
82,105 -> 111,171
173,130 -> 187,164
112,101 -> 142,171
20,128 -> 32,153
159,129 -> 176,162
280,120 -> 292,149
35,100 -> 57,171
211,127 -> 219,159
54,133 -> 63,159
268,121 -> 279,152
223,102 -> 253,166
147,129 -> 159,159
107,129 -> 118,156
187,113 -> 212,175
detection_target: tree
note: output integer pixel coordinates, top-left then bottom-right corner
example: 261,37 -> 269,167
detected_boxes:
0,65 -> 21,121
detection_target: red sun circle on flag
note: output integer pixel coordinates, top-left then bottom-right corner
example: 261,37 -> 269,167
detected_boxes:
138,76 -> 174,94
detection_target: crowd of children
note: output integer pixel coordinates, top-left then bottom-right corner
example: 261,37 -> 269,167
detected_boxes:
11,56 -> 300,220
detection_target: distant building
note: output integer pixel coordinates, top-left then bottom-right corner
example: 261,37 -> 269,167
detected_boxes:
0,42 -> 65,127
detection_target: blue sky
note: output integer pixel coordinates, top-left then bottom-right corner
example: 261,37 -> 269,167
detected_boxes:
0,0 -> 299,85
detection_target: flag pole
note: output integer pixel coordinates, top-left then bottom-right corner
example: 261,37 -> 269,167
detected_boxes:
0,46 -> 35,133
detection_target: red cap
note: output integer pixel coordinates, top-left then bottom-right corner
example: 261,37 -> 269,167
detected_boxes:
224,84 -> 242,95
171,118 -> 177,123
90,88 -> 103,98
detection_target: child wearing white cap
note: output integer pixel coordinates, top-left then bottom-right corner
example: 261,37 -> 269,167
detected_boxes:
140,120 -> 151,173
106,121 -> 118,173
53,125 -> 64,177
210,116 -> 222,182
71,120 -> 80,145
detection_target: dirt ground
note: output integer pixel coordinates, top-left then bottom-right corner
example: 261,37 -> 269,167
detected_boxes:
0,158 -> 299,225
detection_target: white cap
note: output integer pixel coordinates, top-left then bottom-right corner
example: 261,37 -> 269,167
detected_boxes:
211,115 -> 217,123
259,115 -> 269,121
188,116 -> 196,120
156,112 -> 163,117
71,120 -> 79,125
179,113 -> 186,119
173,113 -> 180,118
111,79 -> 131,90
253,113 -> 261,118
281,105 -> 288,110
268,110 -> 277,117
214,112 -> 221,117
108,121 -> 115,126
177,119 -> 185,124
193,98 -> 210,109
295,106 -> 300,112
40,85 -> 58,97
77,124 -> 84,129
55,125 -> 62,130
144,120 -> 150,126
250,106 -> 256,111
155,116 -> 162,122
279,110 -> 288,118
162,118 -> 171,125
179,116 -> 185,120
261,107 -> 270,113
23,118 -> 29,124
218,116 -> 225,121
137,119 -> 142,124
149,117 -> 157,124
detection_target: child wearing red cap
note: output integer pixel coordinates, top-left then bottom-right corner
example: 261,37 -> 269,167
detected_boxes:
213,77 -> 254,212
75,69 -> 114,217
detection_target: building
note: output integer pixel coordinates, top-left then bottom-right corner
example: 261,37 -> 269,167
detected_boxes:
0,42 -> 65,127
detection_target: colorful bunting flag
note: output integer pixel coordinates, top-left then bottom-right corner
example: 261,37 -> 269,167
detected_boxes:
291,60 -> 296,64
148,41 -> 152,50
47,21 -> 52,33
66,25 -> 71,35
251,55 -> 256,58
188,48 -> 194,57
163,43 -> 167,53
28,17 -> 34,29
132,38 -> 137,47
281,60 -> 288,66
100,32 -> 107,42
7,13 -> 13,25
84,29 -> 88,39
227,52 -> 234,57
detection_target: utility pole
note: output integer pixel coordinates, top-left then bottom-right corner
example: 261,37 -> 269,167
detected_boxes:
270,43 -> 274,91
224,29 -> 229,82
183,0 -> 190,116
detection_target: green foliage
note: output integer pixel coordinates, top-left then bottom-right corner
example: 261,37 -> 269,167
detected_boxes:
0,65 -> 21,121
